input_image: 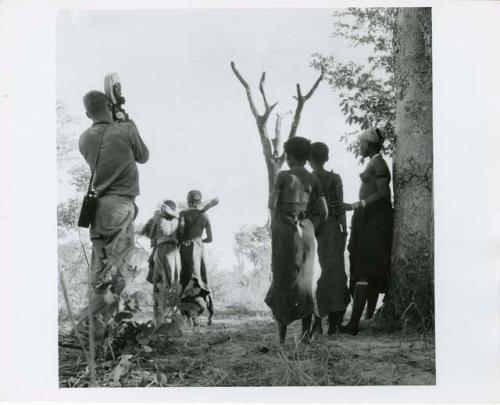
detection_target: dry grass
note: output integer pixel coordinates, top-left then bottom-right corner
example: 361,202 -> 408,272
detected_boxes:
59,313 -> 435,387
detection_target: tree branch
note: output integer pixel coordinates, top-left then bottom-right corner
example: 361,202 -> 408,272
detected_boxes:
259,72 -> 279,118
273,110 -> 292,157
304,67 -> 324,100
288,69 -> 324,139
231,61 -> 260,118
259,72 -> 269,110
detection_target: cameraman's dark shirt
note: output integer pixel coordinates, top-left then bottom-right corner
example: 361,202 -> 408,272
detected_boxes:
79,120 -> 149,199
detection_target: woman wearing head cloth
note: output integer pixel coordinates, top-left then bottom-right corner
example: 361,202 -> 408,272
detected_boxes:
150,200 -> 182,324
339,127 -> 394,335
265,136 -> 328,344
308,142 -> 351,336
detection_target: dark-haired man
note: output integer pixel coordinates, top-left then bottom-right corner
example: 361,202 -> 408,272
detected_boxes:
76,90 -> 149,335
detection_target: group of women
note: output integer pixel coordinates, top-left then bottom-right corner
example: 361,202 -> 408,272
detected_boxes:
142,190 -> 215,326
265,127 -> 394,343
141,126 -> 393,342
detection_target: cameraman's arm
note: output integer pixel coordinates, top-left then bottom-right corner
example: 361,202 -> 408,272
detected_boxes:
127,120 -> 149,164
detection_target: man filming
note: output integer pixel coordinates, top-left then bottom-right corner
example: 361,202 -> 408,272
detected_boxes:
76,90 -> 149,337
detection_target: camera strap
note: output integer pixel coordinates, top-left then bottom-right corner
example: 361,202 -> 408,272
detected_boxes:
86,123 -> 110,195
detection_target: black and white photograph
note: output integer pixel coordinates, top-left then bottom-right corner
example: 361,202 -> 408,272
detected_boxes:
55,7 -> 434,388
1,0 -> 499,402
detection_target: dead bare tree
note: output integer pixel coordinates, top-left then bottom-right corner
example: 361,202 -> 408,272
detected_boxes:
230,61 -> 324,202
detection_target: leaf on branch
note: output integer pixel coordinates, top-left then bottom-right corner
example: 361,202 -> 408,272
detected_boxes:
142,345 -> 153,353
157,371 -> 168,387
136,332 -> 152,346
112,364 -> 123,383
154,285 -> 181,307
156,320 -> 182,338
178,302 -> 201,313
172,314 -> 186,328
114,311 -> 134,322
182,287 -> 201,297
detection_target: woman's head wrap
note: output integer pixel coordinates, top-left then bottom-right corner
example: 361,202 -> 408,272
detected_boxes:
310,142 -> 329,162
284,136 -> 312,161
161,200 -> 178,218
358,127 -> 384,145
187,190 -> 202,206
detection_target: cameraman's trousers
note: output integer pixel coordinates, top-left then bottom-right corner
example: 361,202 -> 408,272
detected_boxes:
76,194 -> 136,338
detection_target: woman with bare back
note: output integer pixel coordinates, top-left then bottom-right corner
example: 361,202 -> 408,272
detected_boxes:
265,137 -> 328,344
178,190 -> 216,326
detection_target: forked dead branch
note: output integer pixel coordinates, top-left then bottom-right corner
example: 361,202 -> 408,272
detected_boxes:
230,61 -> 324,196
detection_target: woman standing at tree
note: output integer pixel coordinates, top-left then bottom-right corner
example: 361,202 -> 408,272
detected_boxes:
308,142 -> 350,336
339,127 -> 394,335
265,136 -> 328,344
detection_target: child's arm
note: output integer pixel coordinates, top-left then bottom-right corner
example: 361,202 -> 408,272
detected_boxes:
202,216 -> 213,243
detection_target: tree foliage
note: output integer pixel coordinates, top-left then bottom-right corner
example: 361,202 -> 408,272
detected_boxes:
312,8 -> 396,158
57,197 -> 81,228
233,224 -> 271,275
232,224 -> 271,305
69,163 -> 91,194
56,100 -> 89,228
57,100 -> 81,166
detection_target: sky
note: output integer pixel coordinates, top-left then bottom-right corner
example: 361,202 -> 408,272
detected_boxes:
56,9 -> 376,269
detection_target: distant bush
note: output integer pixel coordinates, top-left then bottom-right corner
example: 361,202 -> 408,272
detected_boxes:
209,224 -> 271,314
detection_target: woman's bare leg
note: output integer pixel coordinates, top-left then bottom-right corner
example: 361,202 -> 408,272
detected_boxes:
278,321 -> 287,344
365,285 -> 379,319
327,310 -> 345,335
339,281 -> 368,335
301,315 -> 312,343
311,315 -> 323,337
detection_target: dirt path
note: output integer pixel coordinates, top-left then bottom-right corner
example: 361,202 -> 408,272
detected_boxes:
59,314 -> 435,387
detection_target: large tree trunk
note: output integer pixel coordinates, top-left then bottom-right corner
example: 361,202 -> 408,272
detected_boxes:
382,8 -> 434,331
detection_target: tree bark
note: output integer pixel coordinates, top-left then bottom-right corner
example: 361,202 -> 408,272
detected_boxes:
382,8 -> 434,331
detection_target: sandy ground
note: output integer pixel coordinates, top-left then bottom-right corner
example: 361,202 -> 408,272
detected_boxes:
59,314 -> 435,387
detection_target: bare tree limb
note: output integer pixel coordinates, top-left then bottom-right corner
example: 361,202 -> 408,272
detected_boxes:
259,72 -> 279,119
288,69 -> 324,139
231,61 -> 259,118
304,67 -> 324,100
259,72 -> 269,110
231,62 -> 324,203
273,110 -> 293,157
